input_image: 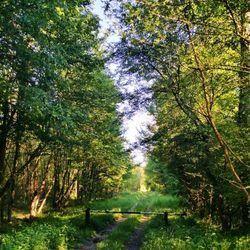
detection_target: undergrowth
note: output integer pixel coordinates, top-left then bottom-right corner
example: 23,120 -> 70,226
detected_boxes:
141,215 -> 250,250
0,212 -> 114,250
1,192 -> 248,250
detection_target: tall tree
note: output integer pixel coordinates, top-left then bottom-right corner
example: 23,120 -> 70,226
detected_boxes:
110,0 -> 250,229
0,0 -> 130,220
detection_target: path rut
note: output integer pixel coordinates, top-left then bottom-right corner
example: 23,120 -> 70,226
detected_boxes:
76,199 -> 146,250
76,217 -> 126,250
125,216 -> 149,250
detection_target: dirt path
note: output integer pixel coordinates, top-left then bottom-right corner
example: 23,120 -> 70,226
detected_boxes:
76,217 -> 126,250
76,200 -> 144,250
125,216 -> 150,250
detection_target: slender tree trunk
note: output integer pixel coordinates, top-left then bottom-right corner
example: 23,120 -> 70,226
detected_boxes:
30,191 -> 39,218
0,102 -> 10,185
53,164 -> 60,209
30,158 -> 51,217
0,196 -> 5,223
238,10 -> 250,225
218,194 -> 232,231
55,171 -> 78,209
7,177 -> 15,222
37,181 -> 54,214
238,11 -> 250,125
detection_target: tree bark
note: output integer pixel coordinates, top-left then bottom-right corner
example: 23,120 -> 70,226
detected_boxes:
30,158 -> 51,217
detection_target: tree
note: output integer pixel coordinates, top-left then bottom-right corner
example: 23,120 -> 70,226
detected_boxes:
110,0 -> 250,229
0,0 -> 130,221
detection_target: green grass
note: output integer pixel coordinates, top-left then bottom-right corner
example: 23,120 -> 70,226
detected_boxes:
133,192 -> 180,211
0,211 -> 114,250
91,192 -> 180,250
2,192 -> 248,250
96,215 -> 141,250
141,216 -> 250,250
90,191 -> 180,212
89,192 -> 144,211
0,192 -> 179,250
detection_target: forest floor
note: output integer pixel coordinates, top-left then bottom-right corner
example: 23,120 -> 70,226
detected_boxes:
0,192 -> 249,249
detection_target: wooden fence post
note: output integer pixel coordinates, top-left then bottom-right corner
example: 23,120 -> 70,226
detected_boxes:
164,211 -> 168,226
85,208 -> 90,226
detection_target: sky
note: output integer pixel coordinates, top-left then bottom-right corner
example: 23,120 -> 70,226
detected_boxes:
91,0 -> 155,166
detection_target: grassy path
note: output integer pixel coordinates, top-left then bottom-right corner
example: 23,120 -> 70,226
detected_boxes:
79,192 -> 179,250
78,192 -> 154,250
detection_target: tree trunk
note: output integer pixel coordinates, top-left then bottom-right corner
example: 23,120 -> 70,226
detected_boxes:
238,11 -> 250,125
7,177 -> 15,222
0,102 -> 10,186
218,194 -> 232,231
37,181 -> 54,214
30,158 -> 51,217
30,190 -> 40,218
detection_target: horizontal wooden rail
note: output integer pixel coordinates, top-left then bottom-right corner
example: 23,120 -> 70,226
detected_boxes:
89,210 -> 165,215
85,208 -> 186,226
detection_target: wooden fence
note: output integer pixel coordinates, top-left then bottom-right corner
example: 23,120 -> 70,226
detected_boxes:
85,208 -> 187,226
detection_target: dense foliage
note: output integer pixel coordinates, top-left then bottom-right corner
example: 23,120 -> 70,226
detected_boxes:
0,0 -> 131,222
110,0 -> 250,230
